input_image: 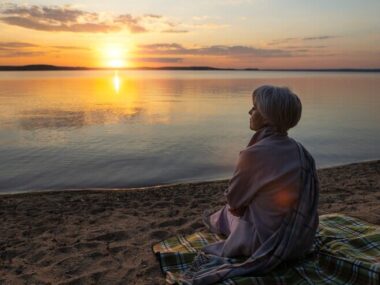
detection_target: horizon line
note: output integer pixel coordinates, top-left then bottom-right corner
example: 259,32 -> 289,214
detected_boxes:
1,64 -> 380,72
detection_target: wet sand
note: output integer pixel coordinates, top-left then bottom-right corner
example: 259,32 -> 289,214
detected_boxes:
0,160 -> 379,284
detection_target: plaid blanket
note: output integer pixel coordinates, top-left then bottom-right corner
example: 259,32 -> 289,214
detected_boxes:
152,214 -> 380,284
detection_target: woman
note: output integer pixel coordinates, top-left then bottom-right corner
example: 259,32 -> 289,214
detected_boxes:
182,85 -> 319,284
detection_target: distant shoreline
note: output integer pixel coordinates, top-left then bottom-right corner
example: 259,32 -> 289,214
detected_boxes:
1,64 -> 380,72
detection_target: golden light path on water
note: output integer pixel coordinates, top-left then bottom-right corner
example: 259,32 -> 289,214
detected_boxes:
113,71 -> 121,93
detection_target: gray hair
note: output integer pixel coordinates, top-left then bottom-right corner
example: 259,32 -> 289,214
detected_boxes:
253,85 -> 302,133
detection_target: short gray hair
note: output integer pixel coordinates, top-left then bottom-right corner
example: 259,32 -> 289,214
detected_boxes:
253,85 -> 302,133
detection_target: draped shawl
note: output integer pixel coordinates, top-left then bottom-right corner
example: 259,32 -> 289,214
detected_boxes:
179,126 -> 319,284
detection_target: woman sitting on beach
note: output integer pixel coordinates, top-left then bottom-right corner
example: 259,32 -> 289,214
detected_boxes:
183,85 -> 319,284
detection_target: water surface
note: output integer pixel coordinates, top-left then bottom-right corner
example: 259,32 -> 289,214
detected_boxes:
0,70 -> 379,193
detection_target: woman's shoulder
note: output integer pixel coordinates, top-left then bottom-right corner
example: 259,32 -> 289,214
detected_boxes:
241,136 -> 302,167
245,135 -> 296,152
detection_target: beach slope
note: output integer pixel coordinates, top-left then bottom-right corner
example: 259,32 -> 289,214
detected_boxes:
0,160 -> 379,284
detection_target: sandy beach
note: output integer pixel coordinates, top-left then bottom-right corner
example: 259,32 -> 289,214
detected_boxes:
0,160 -> 379,285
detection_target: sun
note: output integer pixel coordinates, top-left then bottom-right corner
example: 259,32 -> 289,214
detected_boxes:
103,45 -> 128,68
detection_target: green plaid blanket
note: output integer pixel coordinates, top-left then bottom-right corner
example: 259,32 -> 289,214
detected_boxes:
152,214 -> 380,284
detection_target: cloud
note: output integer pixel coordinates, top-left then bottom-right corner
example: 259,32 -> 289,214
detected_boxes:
140,15 -> 190,33
302,35 -> 337,41
0,3 -> 224,34
0,41 -> 38,48
4,4 -> 88,23
0,41 -> 44,57
115,14 -> 147,33
132,57 -> 183,63
143,14 -> 162,19
161,29 -> 188,33
138,43 -> 293,57
1,16 -> 120,32
0,41 -> 88,57
0,3 -> 151,33
267,38 -> 297,46
0,50 -> 46,57
283,45 -> 327,49
139,43 -> 188,53
51,45 -> 90,50
269,35 -> 338,46
201,45 -> 290,57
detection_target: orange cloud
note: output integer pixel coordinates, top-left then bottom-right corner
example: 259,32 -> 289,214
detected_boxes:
138,43 -> 295,57
0,3 -> 156,33
0,41 -> 89,58
0,3 -> 190,34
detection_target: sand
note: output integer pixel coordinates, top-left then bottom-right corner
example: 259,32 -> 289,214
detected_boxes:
0,160 -> 379,285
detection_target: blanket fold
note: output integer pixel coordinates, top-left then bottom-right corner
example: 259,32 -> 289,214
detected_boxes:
152,214 -> 380,285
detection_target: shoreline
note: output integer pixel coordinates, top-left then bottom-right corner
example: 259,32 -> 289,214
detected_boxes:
0,159 -> 379,284
1,159 -> 379,197
1,64 -> 380,72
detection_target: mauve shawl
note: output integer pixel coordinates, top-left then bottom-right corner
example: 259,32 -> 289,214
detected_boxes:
179,126 -> 319,285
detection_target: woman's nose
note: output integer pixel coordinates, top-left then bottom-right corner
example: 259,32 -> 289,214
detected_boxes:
248,108 -> 252,115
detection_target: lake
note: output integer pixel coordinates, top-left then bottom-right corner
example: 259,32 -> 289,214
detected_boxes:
0,70 -> 379,193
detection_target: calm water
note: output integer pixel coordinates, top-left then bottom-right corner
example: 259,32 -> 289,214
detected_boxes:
0,70 -> 379,193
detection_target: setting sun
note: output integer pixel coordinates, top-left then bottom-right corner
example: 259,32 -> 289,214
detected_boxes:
103,45 -> 128,68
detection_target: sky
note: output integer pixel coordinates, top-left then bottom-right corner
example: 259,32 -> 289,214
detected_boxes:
0,0 -> 379,68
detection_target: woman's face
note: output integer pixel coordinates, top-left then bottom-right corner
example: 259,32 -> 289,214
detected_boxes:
249,96 -> 267,131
